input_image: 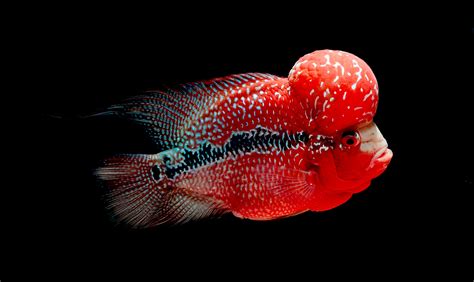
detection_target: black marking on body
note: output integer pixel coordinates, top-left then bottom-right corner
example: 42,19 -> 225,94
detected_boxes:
164,127 -> 309,179
151,165 -> 162,181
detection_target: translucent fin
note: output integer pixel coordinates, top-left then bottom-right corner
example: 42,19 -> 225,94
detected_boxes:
98,73 -> 280,150
250,166 -> 315,199
95,154 -> 228,228
176,163 -> 315,202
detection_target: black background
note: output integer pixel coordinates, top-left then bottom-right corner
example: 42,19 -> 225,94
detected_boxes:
14,10 -> 471,277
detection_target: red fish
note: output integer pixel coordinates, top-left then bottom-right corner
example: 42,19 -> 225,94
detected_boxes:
95,50 -> 392,227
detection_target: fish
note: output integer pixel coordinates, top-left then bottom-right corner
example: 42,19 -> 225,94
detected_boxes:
95,49 -> 393,227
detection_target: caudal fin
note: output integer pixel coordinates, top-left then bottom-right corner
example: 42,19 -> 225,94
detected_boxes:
95,154 -> 227,228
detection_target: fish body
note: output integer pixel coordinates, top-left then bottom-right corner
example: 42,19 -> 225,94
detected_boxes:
96,50 -> 393,227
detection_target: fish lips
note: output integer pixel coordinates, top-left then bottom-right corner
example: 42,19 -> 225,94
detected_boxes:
368,147 -> 393,176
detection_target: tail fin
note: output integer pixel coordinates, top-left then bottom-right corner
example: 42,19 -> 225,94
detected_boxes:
95,154 -> 227,228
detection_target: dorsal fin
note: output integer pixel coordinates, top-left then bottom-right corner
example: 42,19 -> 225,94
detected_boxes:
99,73 -> 280,150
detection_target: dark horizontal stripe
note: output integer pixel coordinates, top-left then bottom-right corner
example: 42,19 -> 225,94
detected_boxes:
164,127 -> 309,179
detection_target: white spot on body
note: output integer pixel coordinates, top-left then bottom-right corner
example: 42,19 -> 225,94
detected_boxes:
323,89 -> 330,97
334,61 -> 345,75
237,104 -> 246,115
351,59 -> 363,90
363,90 -> 373,101
314,96 -> 319,112
321,55 -> 331,67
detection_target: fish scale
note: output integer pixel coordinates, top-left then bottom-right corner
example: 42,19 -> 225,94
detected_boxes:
173,146 -> 312,219
161,127 -> 310,180
95,50 -> 392,227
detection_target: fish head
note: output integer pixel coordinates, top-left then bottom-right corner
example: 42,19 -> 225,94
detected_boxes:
289,50 -> 392,195
330,121 -> 392,186
305,120 -> 392,196
303,120 -> 392,212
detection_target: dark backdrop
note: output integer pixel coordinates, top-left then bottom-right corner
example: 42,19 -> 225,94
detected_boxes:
24,13 -> 469,277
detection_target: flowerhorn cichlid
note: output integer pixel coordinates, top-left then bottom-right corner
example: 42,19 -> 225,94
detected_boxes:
95,50 -> 392,227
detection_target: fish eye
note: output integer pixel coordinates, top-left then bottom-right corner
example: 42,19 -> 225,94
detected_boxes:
341,130 -> 360,147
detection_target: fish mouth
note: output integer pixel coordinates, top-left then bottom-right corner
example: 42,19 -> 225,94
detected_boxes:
376,148 -> 393,163
368,147 -> 393,170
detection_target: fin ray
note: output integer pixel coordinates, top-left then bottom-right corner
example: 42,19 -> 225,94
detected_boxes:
96,73 -> 281,150
95,154 -> 228,227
